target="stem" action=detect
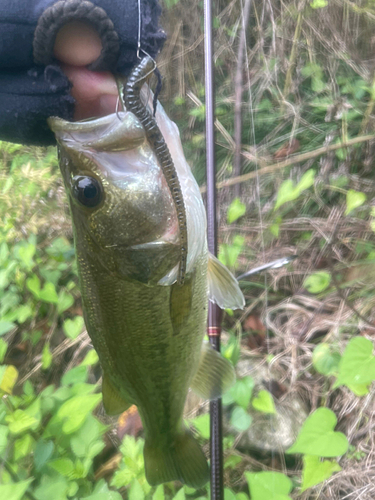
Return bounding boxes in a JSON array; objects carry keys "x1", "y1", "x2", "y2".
[
  {"x1": 283, "y1": 8, "x2": 304, "y2": 99},
  {"x1": 200, "y1": 134, "x2": 375, "y2": 193},
  {"x1": 233, "y1": 0, "x2": 252, "y2": 197}
]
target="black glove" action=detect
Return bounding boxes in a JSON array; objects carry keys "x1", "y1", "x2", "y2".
[{"x1": 0, "y1": 0, "x2": 165, "y2": 146}]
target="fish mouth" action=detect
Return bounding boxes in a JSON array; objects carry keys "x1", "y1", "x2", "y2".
[{"x1": 47, "y1": 112, "x2": 145, "y2": 152}]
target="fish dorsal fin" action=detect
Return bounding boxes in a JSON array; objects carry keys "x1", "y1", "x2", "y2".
[
  {"x1": 208, "y1": 253, "x2": 245, "y2": 310},
  {"x1": 102, "y1": 375, "x2": 133, "y2": 416},
  {"x1": 190, "y1": 342, "x2": 236, "y2": 400}
]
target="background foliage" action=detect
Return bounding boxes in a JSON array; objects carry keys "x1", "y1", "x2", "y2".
[{"x1": 2, "y1": 0, "x2": 375, "y2": 498}]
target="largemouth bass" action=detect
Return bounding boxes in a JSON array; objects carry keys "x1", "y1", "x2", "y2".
[{"x1": 48, "y1": 76, "x2": 244, "y2": 488}]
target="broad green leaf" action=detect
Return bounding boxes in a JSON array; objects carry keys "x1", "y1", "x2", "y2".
[
  {"x1": 26, "y1": 274, "x2": 41, "y2": 297},
  {"x1": 346, "y1": 383, "x2": 370, "y2": 396},
  {"x1": 0, "y1": 321, "x2": 15, "y2": 336},
  {"x1": 63, "y1": 316, "x2": 84, "y2": 340},
  {"x1": 191, "y1": 413, "x2": 210, "y2": 439},
  {"x1": 81, "y1": 349, "x2": 99, "y2": 366},
  {"x1": 48, "y1": 458, "x2": 75, "y2": 477},
  {"x1": 274, "y1": 179, "x2": 294, "y2": 210},
  {"x1": 0, "y1": 365, "x2": 18, "y2": 394},
  {"x1": 39, "y1": 282, "x2": 59, "y2": 303},
  {"x1": 14, "y1": 433, "x2": 33, "y2": 461},
  {"x1": 312, "y1": 344, "x2": 341, "y2": 376},
  {"x1": 57, "y1": 291, "x2": 74, "y2": 314},
  {"x1": 33, "y1": 474, "x2": 69, "y2": 500},
  {"x1": 252, "y1": 390, "x2": 276, "y2": 414},
  {"x1": 227, "y1": 198, "x2": 246, "y2": 224},
  {"x1": 172, "y1": 488, "x2": 186, "y2": 500},
  {"x1": 6, "y1": 409, "x2": 39, "y2": 435},
  {"x1": 286, "y1": 408, "x2": 348, "y2": 456},
  {"x1": 0, "y1": 339, "x2": 8, "y2": 363},
  {"x1": 61, "y1": 365, "x2": 88, "y2": 385},
  {"x1": 0, "y1": 424, "x2": 9, "y2": 453},
  {"x1": 310, "y1": 0, "x2": 328, "y2": 7},
  {"x1": 230, "y1": 406, "x2": 252, "y2": 432},
  {"x1": 42, "y1": 342, "x2": 52, "y2": 370},
  {"x1": 153, "y1": 485, "x2": 165, "y2": 500},
  {"x1": 334, "y1": 337, "x2": 375, "y2": 389},
  {"x1": 129, "y1": 480, "x2": 145, "y2": 500},
  {"x1": 224, "y1": 489, "x2": 237, "y2": 500},
  {"x1": 34, "y1": 440, "x2": 54, "y2": 471},
  {"x1": 245, "y1": 471, "x2": 292, "y2": 500},
  {"x1": 227, "y1": 376, "x2": 254, "y2": 409},
  {"x1": 345, "y1": 190, "x2": 366, "y2": 216},
  {"x1": 304, "y1": 271, "x2": 331, "y2": 293},
  {"x1": 218, "y1": 235, "x2": 245, "y2": 269},
  {"x1": 18, "y1": 243, "x2": 36, "y2": 269},
  {"x1": 81, "y1": 480, "x2": 123, "y2": 500},
  {"x1": 301, "y1": 455, "x2": 341, "y2": 492},
  {"x1": 56, "y1": 393, "x2": 102, "y2": 434},
  {"x1": 0, "y1": 479, "x2": 34, "y2": 500},
  {"x1": 295, "y1": 169, "x2": 315, "y2": 193}
]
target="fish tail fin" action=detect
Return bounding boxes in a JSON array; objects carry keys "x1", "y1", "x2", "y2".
[{"x1": 144, "y1": 429, "x2": 209, "y2": 488}]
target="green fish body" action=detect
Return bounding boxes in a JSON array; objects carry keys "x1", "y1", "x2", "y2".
[{"x1": 49, "y1": 95, "x2": 244, "y2": 488}]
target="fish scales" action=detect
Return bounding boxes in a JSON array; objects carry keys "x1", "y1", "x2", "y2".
[{"x1": 49, "y1": 71, "x2": 244, "y2": 487}]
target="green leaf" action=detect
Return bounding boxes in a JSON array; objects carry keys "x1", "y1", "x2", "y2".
[
  {"x1": 286, "y1": 408, "x2": 349, "y2": 456},
  {"x1": 312, "y1": 344, "x2": 341, "y2": 376},
  {"x1": 310, "y1": 0, "x2": 328, "y2": 8},
  {"x1": 153, "y1": 485, "x2": 165, "y2": 500},
  {"x1": 0, "y1": 339, "x2": 8, "y2": 363},
  {"x1": 57, "y1": 291, "x2": 74, "y2": 314},
  {"x1": 42, "y1": 342, "x2": 53, "y2": 370},
  {"x1": 6, "y1": 409, "x2": 39, "y2": 435},
  {"x1": 56, "y1": 393, "x2": 102, "y2": 434},
  {"x1": 274, "y1": 179, "x2": 294, "y2": 210},
  {"x1": 39, "y1": 282, "x2": 59, "y2": 303},
  {"x1": 304, "y1": 271, "x2": 331, "y2": 293},
  {"x1": 301, "y1": 455, "x2": 341, "y2": 492},
  {"x1": 191, "y1": 413, "x2": 210, "y2": 439},
  {"x1": 334, "y1": 337, "x2": 375, "y2": 389},
  {"x1": 345, "y1": 190, "x2": 366, "y2": 216},
  {"x1": 218, "y1": 235, "x2": 245, "y2": 269},
  {"x1": 0, "y1": 364, "x2": 18, "y2": 394},
  {"x1": 128, "y1": 480, "x2": 145, "y2": 500},
  {"x1": 252, "y1": 390, "x2": 276, "y2": 414},
  {"x1": 227, "y1": 198, "x2": 246, "y2": 224},
  {"x1": 224, "y1": 489, "x2": 237, "y2": 500},
  {"x1": 26, "y1": 274, "x2": 41, "y2": 297},
  {"x1": 61, "y1": 365, "x2": 88, "y2": 385},
  {"x1": 295, "y1": 169, "x2": 315, "y2": 193},
  {"x1": 63, "y1": 316, "x2": 84, "y2": 340},
  {"x1": 18, "y1": 243, "x2": 36, "y2": 270},
  {"x1": 34, "y1": 440, "x2": 54, "y2": 471},
  {"x1": 33, "y1": 475, "x2": 69, "y2": 500},
  {"x1": 0, "y1": 321, "x2": 15, "y2": 336},
  {"x1": 0, "y1": 479, "x2": 34, "y2": 500},
  {"x1": 172, "y1": 488, "x2": 186, "y2": 500},
  {"x1": 228, "y1": 376, "x2": 254, "y2": 409},
  {"x1": 81, "y1": 349, "x2": 99, "y2": 366},
  {"x1": 0, "y1": 424, "x2": 9, "y2": 453},
  {"x1": 245, "y1": 471, "x2": 292, "y2": 500},
  {"x1": 14, "y1": 433, "x2": 33, "y2": 461},
  {"x1": 230, "y1": 406, "x2": 252, "y2": 432},
  {"x1": 81, "y1": 480, "x2": 123, "y2": 500},
  {"x1": 48, "y1": 458, "x2": 75, "y2": 478}
]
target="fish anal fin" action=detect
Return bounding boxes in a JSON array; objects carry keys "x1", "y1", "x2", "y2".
[
  {"x1": 208, "y1": 253, "x2": 245, "y2": 310},
  {"x1": 190, "y1": 342, "x2": 236, "y2": 400},
  {"x1": 144, "y1": 429, "x2": 209, "y2": 488},
  {"x1": 102, "y1": 375, "x2": 132, "y2": 416}
]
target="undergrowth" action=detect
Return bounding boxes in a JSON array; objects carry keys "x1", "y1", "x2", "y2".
[{"x1": 2, "y1": 0, "x2": 375, "y2": 499}]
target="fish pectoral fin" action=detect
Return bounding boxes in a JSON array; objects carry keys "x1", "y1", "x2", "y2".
[
  {"x1": 208, "y1": 252, "x2": 245, "y2": 310},
  {"x1": 190, "y1": 342, "x2": 236, "y2": 400},
  {"x1": 144, "y1": 429, "x2": 209, "y2": 488},
  {"x1": 102, "y1": 375, "x2": 133, "y2": 416}
]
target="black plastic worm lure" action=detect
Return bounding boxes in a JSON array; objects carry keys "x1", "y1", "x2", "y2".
[{"x1": 123, "y1": 56, "x2": 188, "y2": 285}]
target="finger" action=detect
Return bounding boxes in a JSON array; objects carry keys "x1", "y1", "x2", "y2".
[
  {"x1": 61, "y1": 64, "x2": 118, "y2": 120},
  {"x1": 53, "y1": 21, "x2": 102, "y2": 66}
]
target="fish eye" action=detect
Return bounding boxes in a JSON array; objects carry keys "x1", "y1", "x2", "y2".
[{"x1": 72, "y1": 176, "x2": 102, "y2": 208}]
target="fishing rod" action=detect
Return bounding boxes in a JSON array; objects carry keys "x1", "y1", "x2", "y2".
[{"x1": 203, "y1": 0, "x2": 224, "y2": 498}]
